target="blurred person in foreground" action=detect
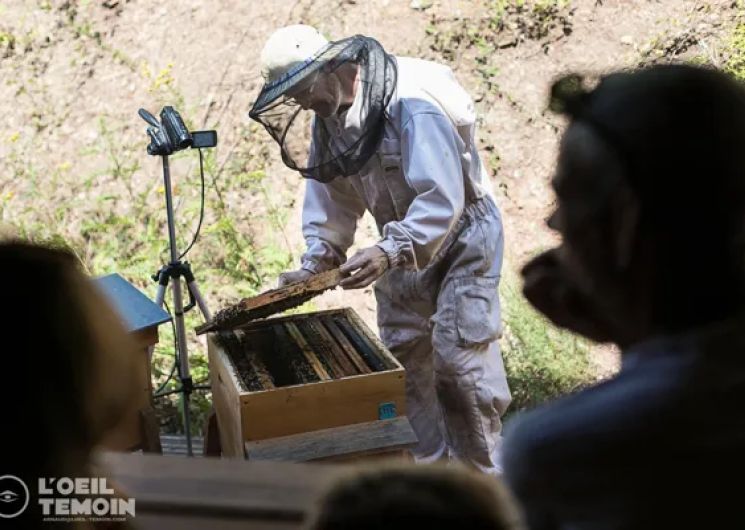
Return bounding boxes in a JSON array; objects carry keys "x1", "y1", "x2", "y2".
[
  {"x1": 502, "y1": 64, "x2": 745, "y2": 528},
  {"x1": 2, "y1": 241, "x2": 137, "y2": 528},
  {"x1": 306, "y1": 463, "x2": 526, "y2": 530}
]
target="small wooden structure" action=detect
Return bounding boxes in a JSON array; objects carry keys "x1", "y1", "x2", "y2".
[
  {"x1": 243, "y1": 417, "x2": 416, "y2": 463},
  {"x1": 94, "y1": 273, "x2": 171, "y2": 453},
  {"x1": 199, "y1": 270, "x2": 417, "y2": 461}
]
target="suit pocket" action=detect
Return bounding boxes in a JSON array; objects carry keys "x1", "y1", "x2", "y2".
[{"x1": 454, "y1": 276, "x2": 502, "y2": 346}]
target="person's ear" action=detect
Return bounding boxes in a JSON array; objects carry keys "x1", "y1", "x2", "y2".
[{"x1": 611, "y1": 178, "x2": 641, "y2": 272}]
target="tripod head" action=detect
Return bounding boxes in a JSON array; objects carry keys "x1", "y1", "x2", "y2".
[{"x1": 138, "y1": 106, "x2": 217, "y2": 156}]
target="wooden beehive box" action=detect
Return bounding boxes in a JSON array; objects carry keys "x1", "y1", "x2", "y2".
[
  {"x1": 207, "y1": 307, "x2": 406, "y2": 458},
  {"x1": 94, "y1": 273, "x2": 170, "y2": 453}
]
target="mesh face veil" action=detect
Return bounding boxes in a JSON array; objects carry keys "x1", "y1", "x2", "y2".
[{"x1": 249, "y1": 35, "x2": 397, "y2": 183}]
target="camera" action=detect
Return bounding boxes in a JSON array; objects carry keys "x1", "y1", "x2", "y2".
[{"x1": 138, "y1": 106, "x2": 217, "y2": 156}]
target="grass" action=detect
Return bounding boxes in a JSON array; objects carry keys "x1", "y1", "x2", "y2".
[
  {"x1": 725, "y1": 3, "x2": 745, "y2": 80},
  {"x1": 500, "y1": 265, "x2": 595, "y2": 415}
]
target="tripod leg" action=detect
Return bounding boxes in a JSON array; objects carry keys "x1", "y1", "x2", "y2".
[
  {"x1": 155, "y1": 281, "x2": 167, "y2": 307},
  {"x1": 171, "y1": 276, "x2": 194, "y2": 457},
  {"x1": 187, "y1": 279, "x2": 212, "y2": 321},
  {"x1": 150, "y1": 279, "x2": 169, "y2": 361}
]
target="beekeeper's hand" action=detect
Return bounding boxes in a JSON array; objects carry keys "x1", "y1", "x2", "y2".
[
  {"x1": 278, "y1": 268, "x2": 314, "y2": 288},
  {"x1": 339, "y1": 245, "x2": 389, "y2": 289}
]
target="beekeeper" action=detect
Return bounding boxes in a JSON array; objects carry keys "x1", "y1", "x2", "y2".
[{"x1": 249, "y1": 25, "x2": 511, "y2": 474}]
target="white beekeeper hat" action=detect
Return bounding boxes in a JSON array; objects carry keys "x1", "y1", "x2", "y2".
[{"x1": 260, "y1": 25, "x2": 330, "y2": 83}]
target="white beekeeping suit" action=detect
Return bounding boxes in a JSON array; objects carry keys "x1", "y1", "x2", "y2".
[
  {"x1": 300, "y1": 56, "x2": 511, "y2": 474},
  {"x1": 251, "y1": 26, "x2": 511, "y2": 473}
]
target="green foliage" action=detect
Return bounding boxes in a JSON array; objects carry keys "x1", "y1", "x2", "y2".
[
  {"x1": 491, "y1": 0, "x2": 573, "y2": 42},
  {"x1": 0, "y1": 6, "x2": 296, "y2": 436},
  {"x1": 500, "y1": 267, "x2": 595, "y2": 415},
  {"x1": 0, "y1": 29, "x2": 15, "y2": 57},
  {"x1": 490, "y1": 0, "x2": 570, "y2": 23},
  {"x1": 725, "y1": 6, "x2": 745, "y2": 81}
]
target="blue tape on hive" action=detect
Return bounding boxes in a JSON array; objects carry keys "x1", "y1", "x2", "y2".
[{"x1": 93, "y1": 273, "x2": 171, "y2": 333}]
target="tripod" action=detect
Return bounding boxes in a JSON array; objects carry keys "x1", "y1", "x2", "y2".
[
  {"x1": 153, "y1": 154, "x2": 212, "y2": 457},
  {"x1": 138, "y1": 106, "x2": 217, "y2": 456}
]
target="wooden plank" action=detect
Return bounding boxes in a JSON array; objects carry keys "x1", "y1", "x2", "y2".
[
  {"x1": 160, "y1": 435, "x2": 205, "y2": 457},
  {"x1": 333, "y1": 316, "x2": 387, "y2": 372},
  {"x1": 320, "y1": 316, "x2": 372, "y2": 375},
  {"x1": 160, "y1": 435, "x2": 205, "y2": 449},
  {"x1": 271, "y1": 324, "x2": 320, "y2": 385},
  {"x1": 225, "y1": 331, "x2": 274, "y2": 390},
  {"x1": 245, "y1": 417, "x2": 417, "y2": 462},
  {"x1": 133, "y1": 514, "x2": 299, "y2": 530},
  {"x1": 99, "y1": 345, "x2": 153, "y2": 451},
  {"x1": 239, "y1": 369, "x2": 406, "y2": 441},
  {"x1": 140, "y1": 407, "x2": 163, "y2": 454},
  {"x1": 135, "y1": 510, "x2": 298, "y2": 530},
  {"x1": 323, "y1": 449, "x2": 413, "y2": 464},
  {"x1": 297, "y1": 318, "x2": 351, "y2": 378},
  {"x1": 197, "y1": 269, "x2": 343, "y2": 334},
  {"x1": 100, "y1": 451, "x2": 345, "y2": 523},
  {"x1": 228, "y1": 311, "x2": 319, "y2": 334},
  {"x1": 131, "y1": 326, "x2": 159, "y2": 349},
  {"x1": 246, "y1": 356, "x2": 275, "y2": 389},
  {"x1": 208, "y1": 336, "x2": 246, "y2": 458},
  {"x1": 233, "y1": 269, "x2": 342, "y2": 311},
  {"x1": 283, "y1": 322, "x2": 331, "y2": 381},
  {"x1": 203, "y1": 408, "x2": 221, "y2": 457},
  {"x1": 343, "y1": 309, "x2": 399, "y2": 370}
]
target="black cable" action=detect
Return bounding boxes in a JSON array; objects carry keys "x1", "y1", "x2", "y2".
[
  {"x1": 153, "y1": 387, "x2": 181, "y2": 398},
  {"x1": 153, "y1": 296, "x2": 211, "y2": 398},
  {"x1": 153, "y1": 384, "x2": 211, "y2": 399},
  {"x1": 177, "y1": 148, "x2": 206, "y2": 261}
]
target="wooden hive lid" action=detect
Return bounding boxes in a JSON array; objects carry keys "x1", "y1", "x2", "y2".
[{"x1": 196, "y1": 269, "x2": 342, "y2": 335}]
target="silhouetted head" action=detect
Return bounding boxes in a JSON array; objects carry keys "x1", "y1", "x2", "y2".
[
  {"x1": 545, "y1": 64, "x2": 745, "y2": 344},
  {"x1": 4, "y1": 242, "x2": 136, "y2": 482}
]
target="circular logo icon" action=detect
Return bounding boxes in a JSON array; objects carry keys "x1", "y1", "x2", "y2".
[{"x1": 0, "y1": 475, "x2": 29, "y2": 519}]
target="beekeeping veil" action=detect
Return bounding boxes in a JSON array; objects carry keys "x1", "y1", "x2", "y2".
[{"x1": 249, "y1": 25, "x2": 397, "y2": 183}]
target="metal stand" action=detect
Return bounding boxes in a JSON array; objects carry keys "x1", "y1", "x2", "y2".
[{"x1": 152, "y1": 155, "x2": 211, "y2": 457}]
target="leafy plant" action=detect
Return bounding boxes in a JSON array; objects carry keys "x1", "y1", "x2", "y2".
[{"x1": 500, "y1": 265, "x2": 595, "y2": 416}]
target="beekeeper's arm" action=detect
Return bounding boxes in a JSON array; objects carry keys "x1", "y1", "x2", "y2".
[
  {"x1": 340, "y1": 109, "x2": 466, "y2": 288},
  {"x1": 377, "y1": 109, "x2": 465, "y2": 269},
  {"x1": 299, "y1": 176, "x2": 367, "y2": 273}
]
